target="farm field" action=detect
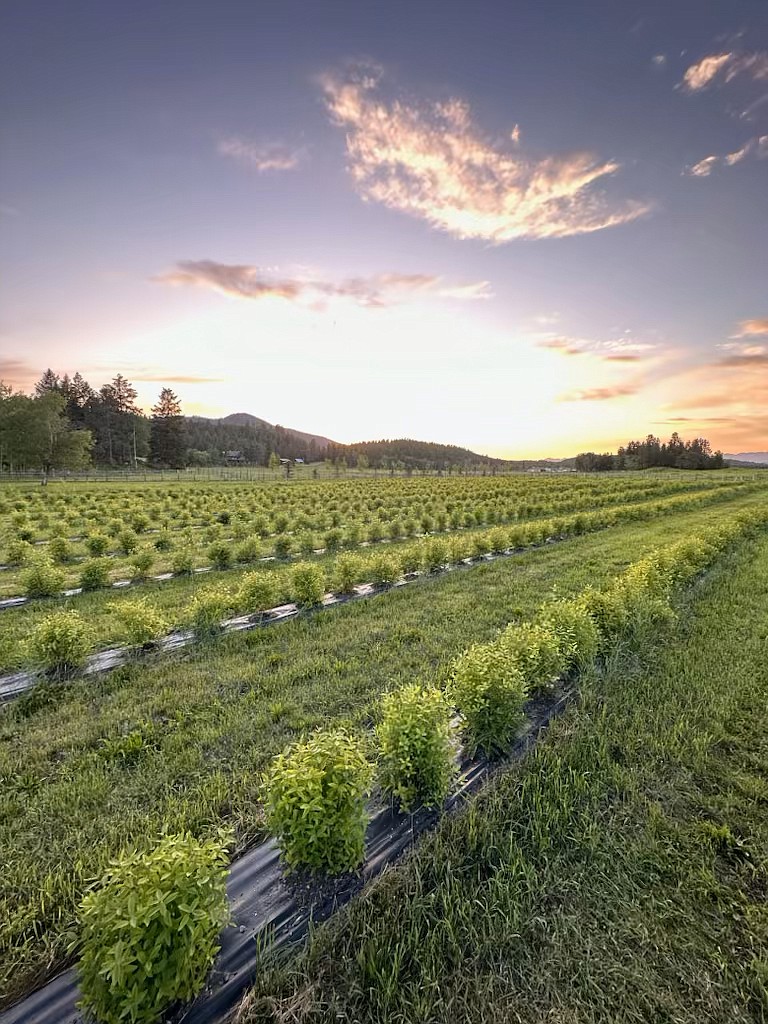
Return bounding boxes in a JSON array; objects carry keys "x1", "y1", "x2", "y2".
[
  {"x1": 1, "y1": 474, "x2": 768, "y2": 1012},
  {"x1": 0, "y1": 473, "x2": 761, "y2": 673},
  {"x1": 238, "y1": 517, "x2": 768, "y2": 1023}
]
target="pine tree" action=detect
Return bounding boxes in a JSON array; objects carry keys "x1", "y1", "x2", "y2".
[{"x1": 149, "y1": 388, "x2": 186, "y2": 468}]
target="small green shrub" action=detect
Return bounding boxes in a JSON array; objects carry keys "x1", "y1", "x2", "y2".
[
  {"x1": 22, "y1": 556, "x2": 65, "y2": 598},
  {"x1": 367, "y1": 552, "x2": 401, "y2": 586},
  {"x1": 130, "y1": 513, "x2": 149, "y2": 533},
  {"x1": 79, "y1": 558, "x2": 111, "y2": 591},
  {"x1": 238, "y1": 571, "x2": 278, "y2": 614},
  {"x1": 323, "y1": 528, "x2": 343, "y2": 553},
  {"x1": 117, "y1": 529, "x2": 139, "y2": 555},
  {"x1": 76, "y1": 832, "x2": 230, "y2": 1024},
  {"x1": 130, "y1": 548, "x2": 154, "y2": 580},
  {"x1": 377, "y1": 684, "x2": 455, "y2": 812},
  {"x1": 487, "y1": 526, "x2": 509, "y2": 554},
  {"x1": 234, "y1": 537, "x2": 261, "y2": 563},
  {"x1": 48, "y1": 536, "x2": 74, "y2": 564},
  {"x1": 399, "y1": 545, "x2": 422, "y2": 575},
  {"x1": 264, "y1": 730, "x2": 373, "y2": 872},
  {"x1": 537, "y1": 598, "x2": 600, "y2": 671},
  {"x1": 333, "y1": 553, "x2": 364, "y2": 594},
  {"x1": 28, "y1": 610, "x2": 94, "y2": 673},
  {"x1": 421, "y1": 537, "x2": 448, "y2": 572},
  {"x1": 499, "y1": 621, "x2": 566, "y2": 693},
  {"x1": 207, "y1": 540, "x2": 232, "y2": 570},
  {"x1": 110, "y1": 598, "x2": 168, "y2": 647},
  {"x1": 290, "y1": 561, "x2": 326, "y2": 606},
  {"x1": 298, "y1": 532, "x2": 317, "y2": 558},
  {"x1": 449, "y1": 641, "x2": 526, "y2": 756},
  {"x1": 171, "y1": 546, "x2": 195, "y2": 574},
  {"x1": 85, "y1": 532, "x2": 110, "y2": 556},
  {"x1": 189, "y1": 586, "x2": 233, "y2": 636},
  {"x1": 153, "y1": 530, "x2": 173, "y2": 552},
  {"x1": 273, "y1": 536, "x2": 293, "y2": 560},
  {"x1": 5, "y1": 538, "x2": 33, "y2": 565}
]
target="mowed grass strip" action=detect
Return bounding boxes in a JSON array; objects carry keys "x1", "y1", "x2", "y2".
[
  {"x1": 0, "y1": 495, "x2": 762, "y2": 1009},
  {"x1": 238, "y1": 529, "x2": 768, "y2": 1023}
]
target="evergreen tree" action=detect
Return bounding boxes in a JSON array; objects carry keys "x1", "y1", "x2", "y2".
[{"x1": 149, "y1": 388, "x2": 186, "y2": 468}]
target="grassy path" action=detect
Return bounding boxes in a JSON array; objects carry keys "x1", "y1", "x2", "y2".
[
  {"x1": 0, "y1": 495, "x2": 763, "y2": 1009},
  {"x1": 238, "y1": 525, "x2": 768, "y2": 1023}
]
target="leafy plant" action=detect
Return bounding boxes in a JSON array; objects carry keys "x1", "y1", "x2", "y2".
[
  {"x1": 171, "y1": 546, "x2": 195, "y2": 574},
  {"x1": 79, "y1": 558, "x2": 111, "y2": 591},
  {"x1": 48, "y1": 535, "x2": 74, "y2": 564},
  {"x1": 129, "y1": 548, "x2": 155, "y2": 580},
  {"x1": 449, "y1": 641, "x2": 527, "y2": 756},
  {"x1": 537, "y1": 598, "x2": 600, "y2": 671},
  {"x1": 5, "y1": 538, "x2": 33, "y2": 565},
  {"x1": 377, "y1": 684, "x2": 455, "y2": 812},
  {"x1": 273, "y1": 535, "x2": 293, "y2": 560},
  {"x1": 207, "y1": 540, "x2": 232, "y2": 570},
  {"x1": 333, "y1": 553, "x2": 364, "y2": 594},
  {"x1": 109, "y1": 598, "x2": 168, "y2": 647},
  {"x1": 85, "y1": 532, "x2": 110, "y2": 556},
  {"x1": 117, "y1": 529, "x2": 139, "y2": 556},
  {"x1": 499, "y1": 621, "x2": 567, "y2": 693},
  {"x1": 75, "y1": 832, "x2": 230, "y2": 1024},
  {"x1": 21, "y1": 555, "x2": 65, "y2": 598},
  {"x1": 28, "y1": 609, "x2": 94, "y2": 674},
  {"x1": 238, "y1": 571, "x2": 278, "y2": 615},
  {"x1": 189, "y1": 586, "x2": 233, "y2": 636},
  {"x1": 290, "y1": 562, "x2": 326, "y2": 606},
  {"x1": 264, "y1": 730, "x2": 373, "y2": 872},
  {"x1": 368, "y1": 552, "x2": 401, "y2": 586}
]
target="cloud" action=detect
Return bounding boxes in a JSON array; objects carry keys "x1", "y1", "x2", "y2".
[
  {"x1": 154, "y1": 260, "x2": 490, "y2": 308},
  {"x1": 558, "y1": 385, "x2": 639, "y2": 402},
  {"x1": 217, "y1": 137, "x2": 305, "y2": 172},
  {"x1": 537, "y1": 335, "x2": 659, "y2": 361},
  {"x1": 129, "y1": 373, "x2": 227, "y2": 384},
  {"x1": 682, "y1": 51, "x2": 768, "y2": 92},
  {"x1": 685, "y1": 155, "x2": 718, "y2": 177},
  {"x1": 734, "y1": 318, "x2": 768, "y2": 336},
  {"x1": 319, "y1": 64, "x2": 650, "y2": 242},
  {"x1": 0, "y1": 358, "x2": 39, "y2": 387}
]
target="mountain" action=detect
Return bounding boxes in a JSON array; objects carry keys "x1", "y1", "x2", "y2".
[
  {"x1": 217, "y1": 413, "x2": 335, "y2": 450},
  {"x1": 724, "y1": 452, "x2": 768, "y2": 466}
]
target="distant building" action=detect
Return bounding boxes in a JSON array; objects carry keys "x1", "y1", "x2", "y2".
[
  {"x1": 294, "y1": 458, "x2": 305, "y2": 464},
  {"x1": 223, "y1": 450, "x2": 246, "y2": 464}
]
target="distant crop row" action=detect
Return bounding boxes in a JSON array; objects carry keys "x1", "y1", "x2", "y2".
[
  {"x1": 61, "y1": 504, "x2": 768, "y2": 1024},
  {"x1": 6, "y1": 482, "x2": 757, "y2": 678},
  {"x1": 0, "y1": 473, "x2": 742, "y2": 555}
]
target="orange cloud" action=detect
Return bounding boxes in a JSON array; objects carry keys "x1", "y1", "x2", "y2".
[
  {"x1": 682, "y1": 51, "x2": 768, "y2": 92},
  {"x1": 217, "y1": 138, "x2": 305, "y2": 172},
  {"x1": 558, "y1": 384, "x2": 639, "y2": 402},
  {"x1": 537, "y1": 335, "x2": 658, "y2": 361},
  {"x1": 154, "y1": 260, "x2": 489, "y2": 308},
  {"x1": 319, "y1": 65, "x2": 651, "y2": 242},
  {"x1": 735, "y1": 318, "x2": 768, "y2": 336}
]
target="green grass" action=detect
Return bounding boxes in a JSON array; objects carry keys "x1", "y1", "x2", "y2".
[
  {"x1": 238, "y1": 529, "x2": 768, "y2": 1023},
  {"x1": 0, "y1": 495, "x2": 763, "y2": 1009}
]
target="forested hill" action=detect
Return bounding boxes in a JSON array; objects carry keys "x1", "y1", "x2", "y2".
[
  {"x1": 324, "y1": 438, "x2": 513, "y2": 471},
  {"x1": 185, "y1": 414, "x2": 333, "y2": 464}
]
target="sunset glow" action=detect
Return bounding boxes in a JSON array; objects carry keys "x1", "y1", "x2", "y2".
[{"x1": 1, "y1": 0, "x2": 766, "y2": 456}]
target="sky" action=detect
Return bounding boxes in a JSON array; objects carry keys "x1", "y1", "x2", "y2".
[{"x1": 1, "y1": 0, "x2": 767, "y2": 458}]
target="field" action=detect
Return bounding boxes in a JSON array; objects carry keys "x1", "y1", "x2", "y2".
[
  {"x1": 2, "y1": 470, "x2": 768, "y2": 1017},
  {"x1": 239, "y1": 517, "x2": 768, "y2": 1023}
]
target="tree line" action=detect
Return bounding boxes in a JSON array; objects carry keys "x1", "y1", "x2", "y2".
[
  {"x1": 575, "y1": 434, "x2": 725, "y2": 472},
  {"x1": 0, "y1": 370, "x2": 186, "y2": 472}
]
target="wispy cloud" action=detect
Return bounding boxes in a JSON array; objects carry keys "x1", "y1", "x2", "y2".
[
  {"x1": 537, "y1": 335, "x2": 659, "y2": 361},
  {"x1": 154, "y1": 259, "x2": 490, "y2": 308},
  {"x1": 130, "y1": 372, "x2": 227, "y2": 384},
  {"x1": 0, "y1": 357, "x2": 38, "y2": 387},
  {"x1": 684, "y1": 135, "x2": 767, "y2": 177},
  {"x1": 217, "y1": 137, "x2": 306, "y2": 172},
  {"x1": 734, "y1": 317, "x2": 768, "y2": 337},
  {"x1": 319, "y1": 64, "x2": 651, "y2": 242},
  {"x1": 682, "y1": 51, "x2": 768, "y2": 92},
  {"x1": 685, "y1": 155, "x2": 718, "y2": 177},
  {"x1": 558, "y1": 384, "x2": 639, "y2": 402}
]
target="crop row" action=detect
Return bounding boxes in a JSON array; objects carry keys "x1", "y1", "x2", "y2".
[
  {"x1": 55, "y1": 505, "x2": 768, "y2": 1024},
  {"x1": 0, "y1": 473, "x2": 743, "y2": 552},
  {"x1": 3, "y1": 482, "x2": 756, "y2": 677},
  {"x1": 1, "y1": 480, "x2": 757, "y2": 611}
]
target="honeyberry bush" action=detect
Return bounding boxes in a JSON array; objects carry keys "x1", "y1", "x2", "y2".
[{"x1": 76, "y1": 832, "x2": 230, "y2": 1024}]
